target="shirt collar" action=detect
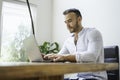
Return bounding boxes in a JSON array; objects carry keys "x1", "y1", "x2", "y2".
[{"x1": 71, "y1": 27, "x2": 85, "y2": 37}]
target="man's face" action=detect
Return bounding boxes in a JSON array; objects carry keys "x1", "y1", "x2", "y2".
[{"x1": 64, "y1": 12, "x2": 80, "y2": 33}]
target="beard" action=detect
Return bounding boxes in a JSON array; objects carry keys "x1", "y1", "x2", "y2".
[{"x1": 68, "y1": 21, "x2": 79, "y2": 33}]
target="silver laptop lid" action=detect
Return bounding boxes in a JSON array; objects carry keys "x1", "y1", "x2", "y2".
[{"x1": 23, "y1": 34, "x2": 43, "y2": 62}]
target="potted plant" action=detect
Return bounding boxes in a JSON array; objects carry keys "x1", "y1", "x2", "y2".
[{"x1": 39, "y1": 42, "x2": 60, "y2": 54}]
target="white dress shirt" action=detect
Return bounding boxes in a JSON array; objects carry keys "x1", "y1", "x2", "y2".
[{"x1": 58, "y1": 28, "x2": 107, "y2": 80}]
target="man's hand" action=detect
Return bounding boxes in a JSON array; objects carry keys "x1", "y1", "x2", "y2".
[
  {"x1": 44, "y1": 53, "x2": 76, "y2": 62},
  {"x1": 44, "y1": 53, "x2": 65, "y2": 62}
]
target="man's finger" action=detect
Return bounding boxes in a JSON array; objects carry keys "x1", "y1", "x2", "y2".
[{"x1": 44, "y1": 53, "x2": 55, "y2": 59}]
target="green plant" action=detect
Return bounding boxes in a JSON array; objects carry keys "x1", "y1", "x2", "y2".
[{"x1": 39, "y1": 42, "x2": 60, "y2": 54}]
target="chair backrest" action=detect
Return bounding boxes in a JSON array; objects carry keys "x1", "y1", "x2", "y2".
[{"x1": 104, "y1": 45, "x2": 119, "y2": 80}]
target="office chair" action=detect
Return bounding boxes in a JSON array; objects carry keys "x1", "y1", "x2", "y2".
[{"x1": 104, "y1": 45, "x2": 119, "y2": 80}]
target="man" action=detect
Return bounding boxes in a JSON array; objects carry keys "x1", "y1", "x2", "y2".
[{"x1": 44, "y1": 8, "x2": 107, "y2": 80}]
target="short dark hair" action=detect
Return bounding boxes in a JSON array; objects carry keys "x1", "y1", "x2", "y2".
[{"x1": 63, "y1": 8, "x2": 82, "y2": 18}]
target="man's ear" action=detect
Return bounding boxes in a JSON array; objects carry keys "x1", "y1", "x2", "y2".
[{"x1": 78, "y1": 16, "x2": 82, "y2": 22}]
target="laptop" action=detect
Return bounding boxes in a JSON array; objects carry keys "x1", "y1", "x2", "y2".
[
  {"x1": 23, "y1": 34, "x2": 65, "y2": 63},
  {"x1": 23, "y1": 34, "x2": 45, "y2": 62}
]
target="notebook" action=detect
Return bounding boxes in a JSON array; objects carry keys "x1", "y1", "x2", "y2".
[{"x1": 23, "y1": 34, "x2": 44, "y2": 62}]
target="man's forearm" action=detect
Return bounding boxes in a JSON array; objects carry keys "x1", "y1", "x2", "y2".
[{"x1": 63, "y1": 54, "x2": 76, "y2": 62}]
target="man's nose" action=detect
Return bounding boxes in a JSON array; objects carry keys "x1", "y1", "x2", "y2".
[{"x1": 66, "y1": 23, "x2": 70, "y2": 27}]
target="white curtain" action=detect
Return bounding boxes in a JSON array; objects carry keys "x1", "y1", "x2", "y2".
[{"x1": 0, "y1": 0, "x2": 2, "y2": 53}]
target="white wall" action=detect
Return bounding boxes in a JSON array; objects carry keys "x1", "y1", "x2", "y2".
[
  {"x1": 35, "y1": 0, "x2": 53, "y2": 45},
  {"x1": 52, "y1": 0, "x2": 120, "y2": 77},
  {"x1": 52, "y1": 0, "x2": 120, "y2": 48}
]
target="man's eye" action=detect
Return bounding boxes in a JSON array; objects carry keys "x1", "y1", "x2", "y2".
[
  {"x1": 64, "y1": 19, "x2": 72, "y2": 24},
  {"x1": 68, "y1": 20, "x2": 72, "y2": 23}
]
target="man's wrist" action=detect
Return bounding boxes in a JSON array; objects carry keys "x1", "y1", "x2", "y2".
[{"x1": 63, "y1": 54, "x2": 76, "y2": 62}]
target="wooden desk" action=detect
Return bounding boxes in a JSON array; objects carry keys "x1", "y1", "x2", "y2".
[{"x1": 0, "y1": 62, "x2": 118, "y2": 80}]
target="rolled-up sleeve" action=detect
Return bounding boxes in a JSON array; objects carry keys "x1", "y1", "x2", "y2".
[
  {"x1": 75, "y1": 29, "x2": 103, "y2": 63},
  {"x1": 58, "y1": 41, "x2": 69, "y2": 54}
]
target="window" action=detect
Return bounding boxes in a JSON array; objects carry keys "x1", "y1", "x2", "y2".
[{"x1": 0, "y1": 1, "x2": 36, "y2": 62}]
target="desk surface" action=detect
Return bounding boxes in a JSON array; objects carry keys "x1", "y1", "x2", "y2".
[{"x1": 0, "y1": 62, "x2": 118, "y2": 79}]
